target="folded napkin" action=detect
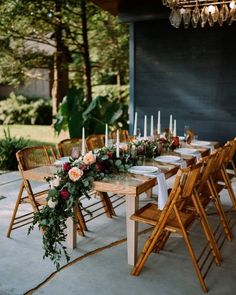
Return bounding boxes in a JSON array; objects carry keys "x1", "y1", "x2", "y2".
[
  {"x1": 176, "y1": 159, "x2": 187, "y2": 168},
  {"x1": 144, "y1": 171, "x2": 168, "y2": 210},
  {"x1": 175, "y1": 149, "x2": 201, "y2": 161},
  {"x1": 191, "y1": 141, "x2": 215, "y2": 152}
]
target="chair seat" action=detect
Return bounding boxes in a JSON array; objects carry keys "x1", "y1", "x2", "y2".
[{"x1": 131, "y1": 203, "x2": 195, "y2": 232}]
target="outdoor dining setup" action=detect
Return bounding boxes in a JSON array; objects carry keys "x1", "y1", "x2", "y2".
[{"x1": 5, "y1": 110, "x2": 236, "y2": 293}]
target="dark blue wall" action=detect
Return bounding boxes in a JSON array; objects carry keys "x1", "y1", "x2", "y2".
[{"x1": 130, "y1": 19, "x2": 236, "y2": 143}]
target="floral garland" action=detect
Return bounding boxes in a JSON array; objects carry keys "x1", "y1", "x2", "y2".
[{"x1": 29, "y1": 133, "x2": 180, "y2": 269}]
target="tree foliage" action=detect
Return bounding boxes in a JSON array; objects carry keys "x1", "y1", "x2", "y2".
[{"x1": 0, "y1": 0, "x2": 129, "y2": 108}]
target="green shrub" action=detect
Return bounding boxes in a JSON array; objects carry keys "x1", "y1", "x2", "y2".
[
  {"x1": 0, "y1": 92, "x2": 52, "y2": 125},
  {"x1": 54, "y1": 87, "x2": 129, "y2": 138},
  {"x1": 0, "y1": 127, "x2": 29, "y2": 170}
]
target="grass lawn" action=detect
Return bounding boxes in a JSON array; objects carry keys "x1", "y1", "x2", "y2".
[{"x1": 0, "y1": 124, "x2": 68, "y2": 146}]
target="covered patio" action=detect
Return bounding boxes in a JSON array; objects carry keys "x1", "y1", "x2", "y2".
[
  {"x1": 0, "y1": 170, "x2": 236, "y2": 294},
  {"x1": 0, "y1": 1, "x2": 236, "y2": 294}
]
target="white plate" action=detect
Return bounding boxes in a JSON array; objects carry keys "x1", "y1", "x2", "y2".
[
  {"x1": 128, "y1": 166, "x2": 159, "y2": 175},
  {"x1": 191, "y1": 141, "x2": 211, "y2": 146},
  {"x1": 54, "y1": 157, "x2": 70, "y2": 166},
  {"x1": 178, "y1": 136, "x2": 185, "y2": 141},
  {"x1": 175, "y1": 148, "x2": 198, "y2": 154},
  {"x1": 154, "y1": 155, "x2": 181, "y2": 163}
]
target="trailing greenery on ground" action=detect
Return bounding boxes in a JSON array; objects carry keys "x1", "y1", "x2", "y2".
[{"x1": 29, "y1": 135, "x2": 180, "y2": 269}]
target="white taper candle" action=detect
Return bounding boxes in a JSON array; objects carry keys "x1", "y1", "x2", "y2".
[
  {"x1": 144, "y1": 115, "x2": 147, "y2": 139},
  {"x1": 150, "y1": 115, "x2": 154, "y2": 137},
  {"x1": 116, "y1": 129, "x2": 120, "y2": 158},
  {"x1": 82, "y1": 127, "x2": 86, "y2": 156},
  {"x1": 173, "y1": 119, "x2": 177, "y2": 137},
  {"x1": 157, "y1": 110, "x2": 161, "y2": 134},
  {"x1": 105, "y1": 124, "x2": 108, "y2": 147},
  {"x1": 133, "y1": 112, "x2": 138, "y2": 136},
  {"x1": 169, "y1": 114, "x2": 173, "y2": 133}
]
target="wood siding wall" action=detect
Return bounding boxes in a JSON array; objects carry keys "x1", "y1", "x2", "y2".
[{"x1": 130, "y1": 19, "x2": 236, "y2": 143}]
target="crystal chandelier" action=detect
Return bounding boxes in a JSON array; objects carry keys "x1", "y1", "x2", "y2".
[{"x1": 162, "y1": 0, "x2": 236, "y2": 28}]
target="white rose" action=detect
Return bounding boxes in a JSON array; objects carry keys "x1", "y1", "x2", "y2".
[
  {"x1": 48, "y1": 199, "x2": 58, "y2": 209},
  {"x1": 50, "y1": 175, "x2": 60, "y2": 188}
]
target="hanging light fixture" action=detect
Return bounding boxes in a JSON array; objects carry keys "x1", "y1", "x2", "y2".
[{"x1": 162, "y1": 0, "x2": 236, "y2": 28}]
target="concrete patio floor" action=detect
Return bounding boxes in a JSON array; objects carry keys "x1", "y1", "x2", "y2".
[{"x1": 0, "y1": 171, "x2": 235, "y2": 295}]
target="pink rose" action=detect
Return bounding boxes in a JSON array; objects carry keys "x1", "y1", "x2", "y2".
[
  {"x1": 59, "y1": 188, "x2": 70, "y2": 200},
  {"x1": 68, "y1": 167, "x2": 83, "y2": 182},
  {"x1": 63, "y1": 162, "x2": 71, "y2": 171},
  {"x1": 83, "y1": 152, "x2": 96, "y2": 165},
  {"x1": 120, "y1": 143, "x2": 128, "y2": 151}
]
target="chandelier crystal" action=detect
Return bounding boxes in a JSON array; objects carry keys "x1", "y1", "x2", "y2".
[{"x1": 162, "y1": 0, "x2": 236, "y2": 28}]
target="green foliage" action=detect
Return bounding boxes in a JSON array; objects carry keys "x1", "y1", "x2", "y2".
[
  {"x1": 54, "y1": 87, "x2": 129, "y2": 138},
  {"x1": 0, "y1": 92, "x2": 52, "y2": 125},
  {"x1": 0, "y1": 127, "x2": 29, "y2": 170}
]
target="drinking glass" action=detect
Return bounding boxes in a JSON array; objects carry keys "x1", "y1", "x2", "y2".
[
  {"x1": 184, "y1": 125, "x2": 190, "y2": 139},
  {"x1": 71, "y1": 147, "x2": 80, "y2": 159}
]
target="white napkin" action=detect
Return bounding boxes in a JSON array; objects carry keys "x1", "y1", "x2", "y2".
[
  {"x1": 176, "y1": 150, "x2": 201, "y2": 161},
  {"x1": 144, "y1": 171, "x2": 168, "y2": 210},
  {"x1": 176, "y1": 159, "x2": 187, "y2": 168}
]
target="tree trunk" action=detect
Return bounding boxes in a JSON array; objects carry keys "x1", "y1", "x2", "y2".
[
  {"x1": 81, "y1": 0, "x2": 92, "y2": 103},
  {"x1": 51, "y1": 0, "x2": 69, "y2": 115}
]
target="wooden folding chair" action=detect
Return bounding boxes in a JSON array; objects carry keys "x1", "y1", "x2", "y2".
[
  {"x1": 214, "y1": 145, "x2": 236, "y2": 210},
  {"x1": 226, "y1": 138, "x2": 236, "y2": 177},
  {"x1": 131, "y1": 164, "x2": 219, "y2": 292},
  {"x1": 7, "y1": 146, "x2": 57, "y2": 237},
  {"x1": 57, "y1": 138, "x2": 83, "y2": 157},
  {"x1": 110, "y1": 129, "x2": 130, "y2": 143},
  {"x1": 86, "y1": 134, "x2": 105, "y2": 151}
]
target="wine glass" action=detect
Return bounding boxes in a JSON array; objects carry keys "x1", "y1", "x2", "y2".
[
  {"x1": 71, "y1": 147, "x2": 80, "y2": 159},
  {"x1": 184, "y1": 125, "x2": 190, "y2": 140}
]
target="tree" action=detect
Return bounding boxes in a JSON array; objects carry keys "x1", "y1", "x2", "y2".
[{"x1": 0, "y1": 0, "x2": 129, "y2": 115}]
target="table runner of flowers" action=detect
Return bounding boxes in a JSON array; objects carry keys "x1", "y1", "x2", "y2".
[{"x1": 29, "y1": 132, "x2": 180, "y2": 269}]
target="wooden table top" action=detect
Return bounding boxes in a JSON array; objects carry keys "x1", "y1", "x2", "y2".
[{"x1": 21, "y1": 140, "x2": 220, "y2": 196}]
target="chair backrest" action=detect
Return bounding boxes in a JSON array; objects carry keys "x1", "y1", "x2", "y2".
[
  {"x1": 197, "y1": 153, "x2": 216, "y2": 190},
  {"x1": 86, "y1": 134, "x2": 105, "y2": 151},
  {"x1": 224, "y1": 139, "x2": 236, "y2": 164},
  {"x1": 16, "y1": 146, "x2": 56, "y2": 171},
  {"x1": 57, "y1": 138, "x2": 83, "y2": 157},
  {"x1": 152, "y1": 165, "x2": 201, "y2": 234},
  {"x1": 181, "y1": 163, "x2": 202, "y2": 199},
  {"x1": 110, "y1": 129, "x2": 130, "y2": 143}
]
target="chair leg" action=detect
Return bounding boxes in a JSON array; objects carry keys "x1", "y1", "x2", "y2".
[
  {"x1": 97, "y1": 192, "x2": 116, "y2": 218},
  {"x1": 153, "y1": 231, "x2": 171, "y2": 253},
  {"x1": 208, "y1": 179, "x2": 233, "y2": 241},
  {"x1": 192, "y1": 190, "x2": 222, "y2": 265},
  {"x1": 221, "y1": 167, "x2": 236, "y2": 210},
  {"x1": 174, "y1": 206, "x2": 208, "y2": 293},
  {"x1": 77, "y1": 205, "x2": 87, "y2": 235},
  {"x1": 6, "y1": 182, "x2": 24, "y2": 238},
  {"x1": 230, "y1": 160, "x2": 236, "y2": 176}
]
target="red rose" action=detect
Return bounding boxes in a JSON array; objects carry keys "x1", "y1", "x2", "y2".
[
  {"x1": 107, "y1": 151, "x2": 114, "y2": 159},
  {"x1": 63, "y1": 162, "x2": 71, "y2": 171},
  {"x1": 59, "y1": 188, "x2": 70, "y2": 200},
  {"x1": 96, "y1": 162, "x2": 104, "y2": 172},
  {"x1": 172, "y1": 137, "x2": 180, "y2": 149}
]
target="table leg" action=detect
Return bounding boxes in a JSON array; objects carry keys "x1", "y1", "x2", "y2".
[
  {"x1": 66, "y1": 202, "x2": 78, "y2": 249},
  {"x1": 146, "y1": 188, "x2": 152, "y2": 198},
  {"x1": 125, "y1": 195, "x2": 139, "y2": 266}
]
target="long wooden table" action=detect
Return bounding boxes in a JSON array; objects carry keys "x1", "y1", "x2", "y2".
[{"x1": 22, "y1": 141, "x2": 219, "y2": 266}]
